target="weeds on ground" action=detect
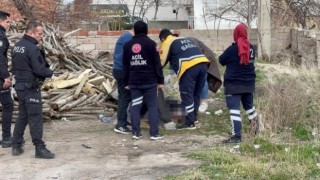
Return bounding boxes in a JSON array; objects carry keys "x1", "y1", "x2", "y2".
[
  {"x1": 164, "y1": 64, "x2": 320, "y2": 179},
  {"x1": 164, "y1": 139, "x2": 320, "y2": 179}
]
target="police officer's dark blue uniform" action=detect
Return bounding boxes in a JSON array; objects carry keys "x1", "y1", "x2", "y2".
[
  {"x1": 11, "y1": 21, "x2": 55, "y2": 159},
  {"x1": 0, "y1": 11, "x2": 14, "y2": 148}
]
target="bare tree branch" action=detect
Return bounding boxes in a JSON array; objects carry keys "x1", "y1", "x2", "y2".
[{"x1": 12, "y1": 0, "x2": 36, "y2": 21}]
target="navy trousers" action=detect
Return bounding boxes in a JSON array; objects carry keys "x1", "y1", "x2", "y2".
[
  {"x1": 226, "y1": 93, "x2": 257, "y2": 137},
  {"x1": 179, "y1": 63, "x2": 207, "y2": 126},
  {"x1": 130, "y1": 84, "x2": 159, "y2": 136}
]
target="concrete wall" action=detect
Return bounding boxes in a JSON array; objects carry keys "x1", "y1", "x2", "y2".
[
  {"x1": 66, "y1": 28, "x2": 320, "y2": 69},
  {"x1": 148, "y1": 21, "x2": 189, "y2": 29},
  {"x1": 68, "y1": 20, "x2": 189, "y2": 31},
  {"x1": 294, "y1": 29, "x2": 320, "y2": 68},
  {"x1": 65, "y1": 29, "x2": 259, "y2": 56}
]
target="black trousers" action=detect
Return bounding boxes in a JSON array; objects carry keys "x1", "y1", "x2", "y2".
[
  {"x1": 113, "y1": 69, "x2": 131, "y2": 128},
  {"x1": 12, "y1": 86, "x2": 44, "y2": 146},
  {"x1": 0, "y1": 88, "x2": 13, "y2": 139}
]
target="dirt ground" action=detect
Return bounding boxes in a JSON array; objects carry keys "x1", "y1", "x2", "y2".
[{"x1": 0, "y1": 118, "x2": 224, "y2": 180}]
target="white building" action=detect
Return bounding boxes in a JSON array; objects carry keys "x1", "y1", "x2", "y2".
[
  {"x1": 193, "y1": 0, "x2": 257, "y2": 29},
  {"x1": 90, "y1": 0, "x2": 254, "y2": 29},
  {"x1": 92, "y1": 0, "x2": 190, "y2": 21}
]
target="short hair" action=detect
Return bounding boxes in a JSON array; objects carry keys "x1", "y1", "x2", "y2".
[
  {"x1": 0, "y1": 11, "x2": 10, "y2": 21},
  {"x1": 159, "y1": 29, "x2": 172, "y2": 40},
  {"x1": 25, "y1": 21, "x2": 43, "y2": 33},
  {"x1": 134, "y1": 21, "x2": 148, "y2": 35}
]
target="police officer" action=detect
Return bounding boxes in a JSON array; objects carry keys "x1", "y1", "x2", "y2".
[
  {"x1": 11, "y1": 21, "x2": 55, "y2": 159},
  {"x1": 0, "y1": 11, "x2": 14, "y2": 148}
]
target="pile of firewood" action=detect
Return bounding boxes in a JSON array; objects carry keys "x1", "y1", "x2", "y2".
[{"x1": 1, "y1": 22, "x2": 117, "y2": 121}]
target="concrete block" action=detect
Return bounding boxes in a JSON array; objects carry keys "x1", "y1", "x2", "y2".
[
  {"x1": 76, "y1": 36, "x2": 87, "y2": 39},
  {"x1": 96, "y1": 43, "x2": 108, "y2": 50},
  {"x1": 76, "y1": 44, "x2": 96, "y2": 51},
  {"x1": 101, "y1": 37, "x2": 116, "y2": 44},
  {"x1": 89, "y1": 38, "x2": 102, "y2": 44},
  {"x1": 77, "y1": 38, "x2": 90, "y2": 44},
  {"x1": 108, "y1": 44, "x2": 115, "y2": 51}
]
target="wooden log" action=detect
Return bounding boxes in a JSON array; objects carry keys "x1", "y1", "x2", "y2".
[
  {"x1": 64, "y1": 109, "x2": 107, "y2": 114},
  {"x1": 64, "y1": 64, "x2": 77, "y2": 72},
  {"x1": 93, "y1": 92, "x2": 104, "y2": 102},
  {"x1": 60, "y1": 94, "x2": 87, "y2": 111},
  {"x1": 71, "y1": 54, "x2": 90, "y2": 68},
  {"x1": 50, "y1": 95, "x2": 74, "y2": 110},
  {"x1": 99, "y1": 71, "x2": 114, "y2": 80},
  {"x1": 77, "y1": 93, "x2": 98, "y2": 107},
  {"x1": 44, "y1": 108, "x2": 55, "y2": 117},
  {"x1": 57, "y1": 111, "x2": 113, "y2": 117},
  {"x1": 53, "y1": 73, "x2": 69, "y2": 81},
  {"x1": 88, "y1": 76, "x2": 106, "y2": 85},
  {"x1": 102, "y1": 81, "x2": 112, "y2": 94},
  {"x1": 42, "y1": 104, "x2": 50, "y2": 108},
  {"x1": 98, "y1": 96, "x2": 108, "y2": 103},
  {"x1": 53, "y1": 113, "x2": 99, "y2": 118},
  {"x1": 71, "y1": 106, "x2": 105, "y2": 111},
  {"x1": 101, "y1": 102, "x2": 118, "y2": 109},
  {"x1": 46, "y1": 90, "x2": 74, "y2": 104},
  {"x1": 88, "y1": 72, "x2": 98, "y2": 79},
  {"x1": 41, "y1": 92, "x2": 50, "y2": 99},
  {"x1": 47, "y1": 69, "x2": 92, "y2": 89},
  {"x1": 73, "y1": 73, "x2": 89, "y2": 99},
  {"x1": 82, "y1": 82, "x2": 95, "y2": 94}
]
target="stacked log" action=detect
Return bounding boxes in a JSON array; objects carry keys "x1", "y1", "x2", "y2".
[{"x1": 0, "y1": 22, "x2": 117, "y2": 122}]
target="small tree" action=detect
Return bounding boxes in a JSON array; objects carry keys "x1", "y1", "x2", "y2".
[
  {"x1": 271, "y1": 0, "x2": 320, "y2": 29},
  {"x1": 203, "y1": 0, "x2": 258, "y2": 29}
]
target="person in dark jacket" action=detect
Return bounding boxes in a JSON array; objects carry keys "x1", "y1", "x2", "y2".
[
  {"x1": 0, "y1": 11, "x2": 14, "y2": 148},
  {"x1": 219, "y1": 23, "x2": 260, "y2": 143},
  {"x1": 123, "y1": 21, "x2": 164, "y2": 140},
  {"x1": 159, "y1": 29, "x2": 210, "y2": 130},
  {"x1": 11, "y1": 21, "x2": 55, "y2": 158},
  {"x1": 113, "y1": 25, "x2": 134, "y2": 134},
  {"x1": 171, "y1": 31, "x2": 222, "y2": 115}
]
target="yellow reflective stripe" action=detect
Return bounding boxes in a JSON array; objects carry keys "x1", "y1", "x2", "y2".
[
  {"x1": 160, "y1": 35, "x2": 183, "y2": 65},
  {"x1": 177, "y1": 57, "x2": 210, "y2": 79}
]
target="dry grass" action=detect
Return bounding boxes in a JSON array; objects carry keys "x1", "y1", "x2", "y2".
[
  {"x1": 163, "y1": 63, "x2": 320, "y2": 179},
  {"x1": 256, "y1": 68, "x2": 320, "y2": 135}
]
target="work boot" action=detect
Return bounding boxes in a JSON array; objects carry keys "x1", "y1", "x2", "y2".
[
  {"x1": 2, "y1": 136, "x2": 13, "y2": 148},
  {"x1": 12, "y1": 145, "x2": 24, "y2": 156},
  {"x1": 35, "y1": 146, "x2": 55, "y2": 159}
]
